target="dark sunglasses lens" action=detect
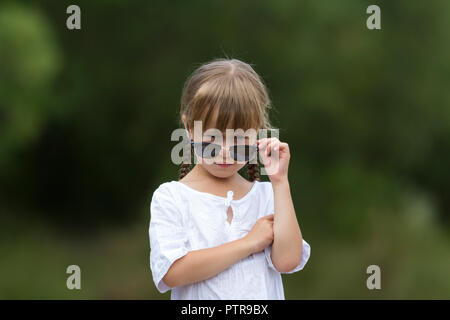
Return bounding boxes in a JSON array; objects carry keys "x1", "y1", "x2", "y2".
[
  {"x1": 231, "y1": 145, "x2": 258, "y2": 161},
  {"x1": 194, "y1": 142, "x2": 220, "y2": 158}
]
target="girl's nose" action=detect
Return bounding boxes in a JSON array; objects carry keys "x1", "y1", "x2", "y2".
[{"x1": 218, "y1": 143, "x2": 234, "y2": 164}]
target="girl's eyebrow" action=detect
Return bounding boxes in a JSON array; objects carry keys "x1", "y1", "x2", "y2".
[
  {"x1": 203, "y1": 135, "x2": 249, "y2": 140},
  {"x1": 203, "y1": 133, "x2": 247, "y2": 137}
]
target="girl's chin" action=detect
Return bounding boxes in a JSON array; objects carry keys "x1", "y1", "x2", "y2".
[{"x1": 200, "y1": 163, "x2": 246, "y2": 177}]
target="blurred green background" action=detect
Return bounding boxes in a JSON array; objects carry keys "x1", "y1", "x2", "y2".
[{"x1": 1, "y1": 0, "x2": 450, "y2": 299}]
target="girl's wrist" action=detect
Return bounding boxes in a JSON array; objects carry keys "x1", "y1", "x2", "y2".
[
  {"x1": 271, "y1": 176, "x2": 289, "y2": 188},
  {"x1": 239, "y1": 236, "x2": 257, "y2": 256}
]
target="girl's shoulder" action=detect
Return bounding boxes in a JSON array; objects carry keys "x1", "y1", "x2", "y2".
[
  {"x1": 150, "y1": 181, "x2": 187, "y2": 217},
  {"x1": 151, "y1": 181, "x2": 181, "y2": 199},
  {"x1": 255, "y1": 180, "x2": 274, "y2": 197}
]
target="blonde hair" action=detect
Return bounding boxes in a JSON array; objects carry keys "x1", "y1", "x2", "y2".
[{"x1": 179, "y1": 58, "x2": 274, "y2": 181}]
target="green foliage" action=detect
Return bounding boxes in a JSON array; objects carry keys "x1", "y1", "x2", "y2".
[
  {"x1": 1, "y1": 0, "x2": 450, "y2": 299},
  {"x1": 0, "y1": 3, "x2": 61, "y2": 169}
]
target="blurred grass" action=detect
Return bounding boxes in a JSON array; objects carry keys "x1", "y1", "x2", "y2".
[
  {"x1": 0, "y1": 210, "x2": 160, "y2": 299},
  {"x1": 285, "y1": 192, "x2": 450, "y2": 299}
]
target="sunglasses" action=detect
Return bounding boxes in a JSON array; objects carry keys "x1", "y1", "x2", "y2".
[
  {"x1": 185, "y1": 122, "x2": 259, "y2": 162},
  {"x1": 190, "y1": 140, "x2": 259, "y2": 162}
]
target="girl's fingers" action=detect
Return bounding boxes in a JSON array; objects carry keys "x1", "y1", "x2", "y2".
[
  {"x1": 279, "y1": 142, "x2": 290, "y2": 157},
  {"x1": 266, "y1": 139, "x2": 280, "y2": 157},
  {"x1": 266, "y1": 141, "x2": 272, "y2": 156},
  {"x1": 258, "y1": 138, "x2": 286, "y2": 167},
  {"x1": 257, "y1": 138, "x2": 268, "y2": 150},
  {"x1": 257, "y1": 137, "x2": 276, "y2": 147},
  {"x1": 258, "y1": 138, "x2": 277, "y2": 153},
  {"x1": 257, "y1": 139, "x2": 268, "y2": 155},
  {"x1": 264, "y1": 214, "x2": 274, "y2": 220}
]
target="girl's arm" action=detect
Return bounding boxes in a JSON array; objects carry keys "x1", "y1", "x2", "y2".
[
  {"x1": 163, "y1": 214, "x2": 274, "y2": 288},
  {"x1": 162, "y1": 238, "x2": 252, "y2": 288},
  {"x1": 257, "y1": 138, "x2": 304, "y2": 273},
  {"x1": 271, "y1": 178, "x2": 303, "y2": 272}
]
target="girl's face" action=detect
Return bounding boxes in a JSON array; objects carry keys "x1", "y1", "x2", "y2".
[
  {"x1": 195, "y1": 131, "x2": 250, "y2": 179},
  {"x1": 183, "y1": 110, "x2": 258, "y2": 179}
]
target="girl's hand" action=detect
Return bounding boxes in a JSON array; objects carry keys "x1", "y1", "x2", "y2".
[
  {"x1": 257, "y1": 137, "x2": 290, "y2": 184},
  {"x1": 244, "y1": 214, "x2": 274, "y2": 254}
]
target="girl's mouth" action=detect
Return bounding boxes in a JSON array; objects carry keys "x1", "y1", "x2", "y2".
[{"x1": 215, "y1": 163, "x2": 233, "y2": 168}]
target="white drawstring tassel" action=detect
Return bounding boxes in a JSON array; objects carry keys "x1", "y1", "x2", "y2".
[{"x1": 225, "y1": 190, "x2": 234, "y2": 207}]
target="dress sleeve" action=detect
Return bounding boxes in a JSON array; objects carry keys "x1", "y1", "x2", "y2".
[
  {"x1": 261, "y1": 182, "x2": 311, "y2": 273},
  {"x1": 264, "y1": 239, "x2": 311, "y2": 274},
  {"x1": 149, "y1": 183, "x2": 191, "y2": 293}
]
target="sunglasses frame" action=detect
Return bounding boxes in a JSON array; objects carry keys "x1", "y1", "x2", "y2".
[
  {"x1": 190, "y1": 140, "x2": 259, "y2": 162},
  {"x1": 185, "y1": 122, "x2": 259, "y2": 162}
]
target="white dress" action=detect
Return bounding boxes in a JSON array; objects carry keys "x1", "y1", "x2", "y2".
[{"x1": 149, "y1": 180, "x2": 311, "y2": 299}]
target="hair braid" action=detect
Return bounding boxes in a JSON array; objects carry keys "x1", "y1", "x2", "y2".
[
  {"x1": 179, "y1": 163, "x2": 192, "y2": 180},
  {"x1": 247, "y1": 163, "x2": 260, "y2": 182}
]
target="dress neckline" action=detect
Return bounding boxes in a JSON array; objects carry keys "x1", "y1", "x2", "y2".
[{"x1": 173, "y1": 180, "x2": 259, "y2": 203}]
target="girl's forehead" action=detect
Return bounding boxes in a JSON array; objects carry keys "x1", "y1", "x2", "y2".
[
  {"x1": 203, "y1": 131, "x2": 250, "y2": 138},
  {"x1": 199, "y1": 105, "x2": 260, "y2": 134},
  {"x1": 203, "y1": 129, "x2": 244, "y2": 135},
  {"x1": 193, "y1": 108, "x2": 260, "y2": 140},
  {"x1": 202, "y1": 130, "x2": 257, "y2": 140}
]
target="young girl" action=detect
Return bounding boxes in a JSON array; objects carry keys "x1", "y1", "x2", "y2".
[{"x1": 149, "y1": 58, "x2": 311, "y2": 300}]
